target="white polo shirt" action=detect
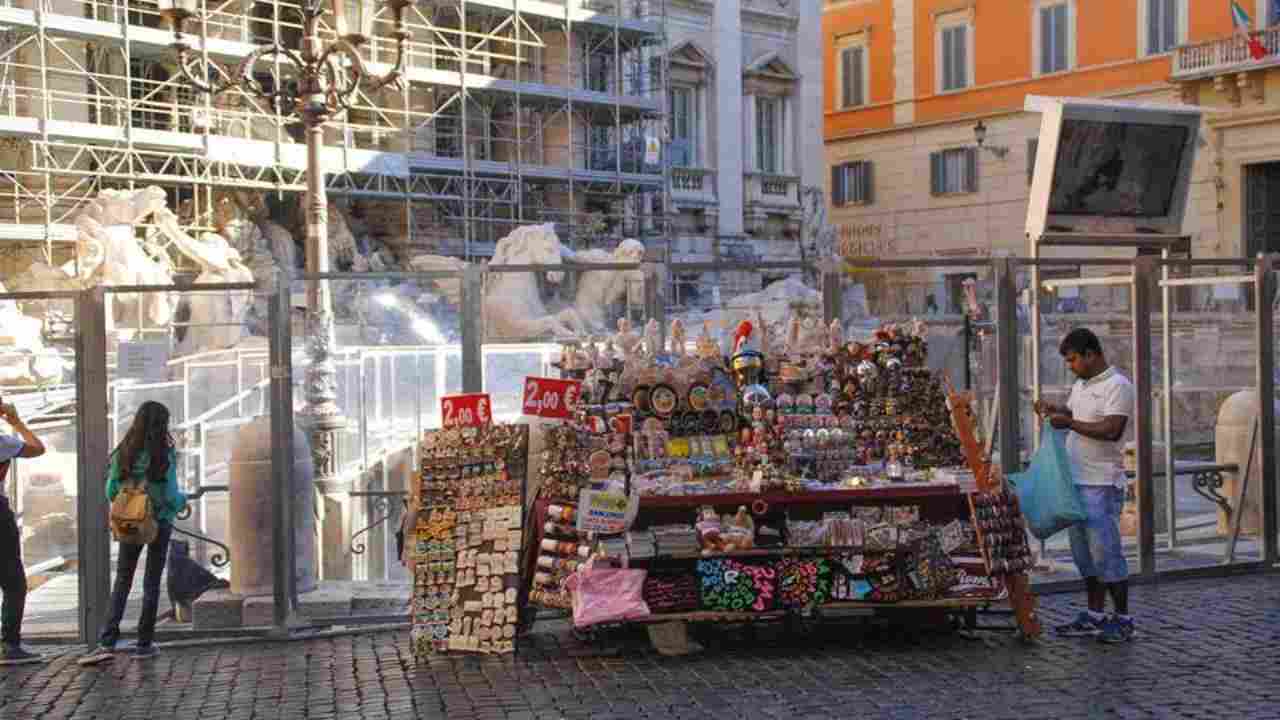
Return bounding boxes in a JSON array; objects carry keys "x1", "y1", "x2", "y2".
[
  {"x1": 0, "y1": 433, "x2": 24, "y2": 498},
  {"x1": 1065, "y1": 366, "x2": 1134, "y2": 488}
]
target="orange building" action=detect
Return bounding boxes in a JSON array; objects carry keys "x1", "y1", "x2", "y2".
[{"x1": 823, "y1": 0, "x2": 1280, "y2": 299}]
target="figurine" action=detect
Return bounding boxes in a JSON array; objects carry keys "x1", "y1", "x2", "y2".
[
  {"x1": 643, "y1": 318, "x2": 661, "y2": 357},
  {"x1": 669, "y1": 318, "x2": 686, "y2": 356},
  {"x1": 615, "y1": 317, "x2": 641, "y2": 356},
  {"x1": 696, "y1": 320, "x2": 720, "y2": 360},
  {"x1": 786, "y1": 314, "x2": 803, "y2": 355},
  {"x1": 828, "y1": 319, "x2": 844, "y2": 354},
  {"x1": 696, "y1": 505, "x2": 725, "y2": 554}
]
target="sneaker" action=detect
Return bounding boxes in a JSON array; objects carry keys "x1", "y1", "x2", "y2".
[
  {"x1": 1054, "y1": 610, "x2": 1104, "y2": 637},
  {"x1": 1098, "y1": 615, "x2": 1137, "y2": 644},
  {"x1": 131, "y1": 644, "x2": 159, "y2": 659},
  {"x1": 0, "y1": 645, "x2": 44, "y2": 666},
  {"x1": 77, "y1": 643, "x2": 117, "y2": 666}
]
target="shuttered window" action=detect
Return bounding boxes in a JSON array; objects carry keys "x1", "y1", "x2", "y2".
[
  {"x1": 930, "y1": 148, "x2": 978, "y2": 195},
  {"x1": 840, "y1": 46, "x2": 865, "y2": 108},
  {"x1": 831, "y1": 161, "x2": 874, "y2": 206},
  {"x1": 1039, "y1": 3, "x2": 1069, "y2": 74},
  {"x1": 940, "y1": 24, "x2": 969, "y2": 92},
  {"x1": 1146, "y1": 0, "x2": 1178, "y2": 55}
]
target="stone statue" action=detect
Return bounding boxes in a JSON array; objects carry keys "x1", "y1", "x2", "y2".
[
  {"x1": 483, "y1": 224, "x2": 589, "y2": 340},
  {"x1": 71, "y1": 186, "x2": 178, "y2": 333},
  {"x1": 801, "y1": 185, "x2": 837, "y2": 262},
  {"x1": 643, "y1": 318, "x2": 661, "y2": 357},
  {"x1": 0, "y1": 280, "x2": 65, "y2": 386},
  {"x1": 407, "y1": 254, "x2": 467, "y2": 305},
  {"x1": 571, "y1": 239, "x2": 645, "y2": 332}
]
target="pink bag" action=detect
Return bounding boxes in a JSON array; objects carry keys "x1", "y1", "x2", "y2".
[{"x1": 563, "y1": 561, "x2": 651, "y2": 628}]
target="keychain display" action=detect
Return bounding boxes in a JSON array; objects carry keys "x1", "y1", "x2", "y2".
[
  {"x1": 411, "y1": 424, "x2": 528, "y2": 659},
  {"x1": 969, "y1": 488, "x2": 1034, "y2": 577}
]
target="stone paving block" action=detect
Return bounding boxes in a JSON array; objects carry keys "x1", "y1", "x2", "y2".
[
  {"x1": 240, "y1": 594, "x2": 277, "y2": 627},
  {"x1": 191, "y1": 588, "x2": 244, "y2": 629},
  {"x1": 296, "y1": 583, "x2": 354, "y2": 618}
]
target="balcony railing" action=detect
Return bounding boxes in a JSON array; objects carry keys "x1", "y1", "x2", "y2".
[
  {"x1": 1173, "y1": 27, "x2": 1280, "y2": 79},
  {"x1": 744, "y1": 173, "x2": 800, "y2": 208}
]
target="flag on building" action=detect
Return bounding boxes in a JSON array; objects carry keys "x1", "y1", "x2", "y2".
[{"x1": 1231, "y1": 0, "x2": 1269, "y2": 60}]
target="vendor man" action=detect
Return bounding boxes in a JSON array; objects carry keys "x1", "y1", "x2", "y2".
[{"x1": 1034, "y1": 328, "x2": 1136, "y2": 644}]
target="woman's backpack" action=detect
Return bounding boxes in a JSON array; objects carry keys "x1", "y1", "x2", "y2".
[{"x1": 110, "y1": 475, "x2": 158, "y2": 545}]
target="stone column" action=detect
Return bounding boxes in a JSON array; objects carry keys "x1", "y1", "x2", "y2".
[
  {"x1": 795, "y1": 8, "x2": 823, "y2": 191},
  {"x1": 713, "y1": 0, "x2": 744, "y2": 237}
]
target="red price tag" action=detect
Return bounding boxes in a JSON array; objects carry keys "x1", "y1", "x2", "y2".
[
  {"x1": 521, "y1": 377, "x2": 580, "y2": 420},
  {"x1": 441, "y1": 393, "x2": 492, "y2": 428}
]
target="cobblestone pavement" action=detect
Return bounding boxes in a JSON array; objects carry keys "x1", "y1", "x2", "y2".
[{"x1": 4, "y1": 574, "x2": 1279, "y2": 720}]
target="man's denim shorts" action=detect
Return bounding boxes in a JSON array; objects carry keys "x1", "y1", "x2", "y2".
[{"x1": 1067, "y1": 485, "x2": 1129, "y2": 583}]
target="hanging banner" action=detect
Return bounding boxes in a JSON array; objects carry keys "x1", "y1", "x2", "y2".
[
  {"x1": 576, "y1": 489, "x2": 640, "y2": 535},
  {"x1": 441, "y1": 393, "x2": 492, "y2": 428},
  {"x1": 521, "y1": 377, "x2": 580, "y2": 420}
]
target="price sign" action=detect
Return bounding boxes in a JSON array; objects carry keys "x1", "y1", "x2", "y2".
[
  {"x1": 441, "y1": 393, "x2": 492, "y2": 428},
  {"x1": 521, "y1": 377, "x2": 580, "y2": 420}
]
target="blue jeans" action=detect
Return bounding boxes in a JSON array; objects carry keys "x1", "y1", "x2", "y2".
[
  {"x1": 101, "y1": 523, "x2": 172, "y2": 647},
  {"x1": 1067, "y1": 486, "x2": 1129, "y2": 583}
]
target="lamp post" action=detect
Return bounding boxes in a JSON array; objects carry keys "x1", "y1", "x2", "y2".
[{"x1": 159, "y1": 0, "x2": 411, "y2": 484}]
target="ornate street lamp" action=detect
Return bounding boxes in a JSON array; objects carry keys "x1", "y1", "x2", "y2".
[{"x1": 158, "y1": 0, "x2": 411, "y2": 483}]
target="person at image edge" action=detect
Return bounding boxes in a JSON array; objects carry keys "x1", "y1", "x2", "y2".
[
  {"x1": 0, "y1": 401, "x2": 47, "y2": 666},
  {"x1": 1035, "y1": 328, "x2": 1137, "y2": 644}
]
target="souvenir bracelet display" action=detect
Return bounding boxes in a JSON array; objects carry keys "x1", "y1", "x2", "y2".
[{"x1": 410, "y1": 424, "x2": 528, "y2": 658}]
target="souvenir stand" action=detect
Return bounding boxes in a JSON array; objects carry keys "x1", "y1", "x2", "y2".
[
  {"x1": 523, "y1": 313, "x2": 1043, "y2": 640},
  {"x1": 409, "y1": 408, "x2": 530, "y2": 659}
]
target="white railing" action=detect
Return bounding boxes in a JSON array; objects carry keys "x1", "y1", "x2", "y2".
[{"x1": 1173, "y1": 27, "x2": 1280, "y2": 78}]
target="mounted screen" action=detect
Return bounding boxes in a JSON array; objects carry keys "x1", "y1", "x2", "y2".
[{"x1": 1047, "y1": 119, "x2": 1189, "y2": 218}]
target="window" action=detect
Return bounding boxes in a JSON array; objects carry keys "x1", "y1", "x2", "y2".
[
  {"x1": 930, "y1": 148, "x2": 978, "y2": 195},
  {"x1": 1027, "y1": 138, "x2": 1040, "y2": 186},
  {"x1": 1035, "y1": 2, "x2": 1071, "y2": 74},
  {"x1": 756, "y1": 97, "x2": 781, "y2": 174},
  {"x1": 839, "y1": 43, "x2": 867, "y2": 108},
  {"x1": 670, "y1": 86, "x2": 697, "y2": 167},
  {"x1": 937, "y1": 19, "x2": 971, "y2": 92},
  {"x1": 1143, "y1": 0, "x2": 1182, "y2": 56},
  {"x1": 831, "y1": 161, "x2": 874, "y2": 206}
]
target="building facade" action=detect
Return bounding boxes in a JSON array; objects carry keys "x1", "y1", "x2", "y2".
[
  {"x1": 664, "y1": 0, "x2": 823, "y2": 268},
  {"x1": 0, "y1": 0, "x2": 668, "y2": 271},
  {"x1": 823, "y1": 0, "x2": 1280, "y2": 312}
]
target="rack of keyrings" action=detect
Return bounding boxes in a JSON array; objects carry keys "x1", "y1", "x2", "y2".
[{"x1": 410, "y1": 423, "x2": 529, "y2": 658}]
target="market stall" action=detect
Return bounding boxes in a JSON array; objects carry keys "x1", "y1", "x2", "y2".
[{"x1": 522, "y1": 315, "x2": 1042, "y2": 642}]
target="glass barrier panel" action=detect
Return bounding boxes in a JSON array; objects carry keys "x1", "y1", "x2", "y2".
[
  {"x1": 483, "y1": 259, "x2": 643, "y2": 344},
  {"x1": 3, "y1": 291, "x2": 79, "y2": 638},
  {"x1": 1021, "y1": 265, "x2": 1133, "y2": 586},
  {"x1": 1156, "y1": 269, "x2": 1260, "y2": 572},
  {"x1": 312, "y1": 277, "x2": 461, "y2": 586},
  {"x1": 108, "y1": 286, "x2": 268, "y2": 635},
  {"x1": 667, "y1": 263, "x2": 816, "y2": 354}
]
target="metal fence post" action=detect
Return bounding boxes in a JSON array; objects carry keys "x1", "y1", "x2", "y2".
[
  {"x1": 75, "y1": 287, "x2": 110, "y2": 648},
  {"x1": 1255, "y1": 253, "x2": 1278, "y2": 566},
  {"x1": 268, "y1": 271, "x2": 298, "y2": 633},
  {"x1": 821, "y1": 261, "x2": 842, "y2": 327},
  {"x1": 1131, "y1": 256, "x2": 1157, "y2": 578},
  {"x1": 994, "y1": 257, "x2": 1020, "y2": 477},
  {"x1": 460, "y1": 266, "x2": 484, "y2": 393}
]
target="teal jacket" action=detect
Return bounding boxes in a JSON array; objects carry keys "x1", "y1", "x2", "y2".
[{"x1": 106, "y1": 447, "x2": 187, "y2": 524}]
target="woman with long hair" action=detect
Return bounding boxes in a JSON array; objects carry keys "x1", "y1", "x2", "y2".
[{"x1": 82, "y1": 401, "x2": 187, "y2": 664}]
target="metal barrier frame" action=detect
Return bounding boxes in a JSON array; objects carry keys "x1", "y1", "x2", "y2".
[{"x1": 2, "y1": 255, "x2": 1278, "y2": 645}]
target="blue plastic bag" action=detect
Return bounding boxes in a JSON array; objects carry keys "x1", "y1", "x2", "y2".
[{"x1": 1007, "y1": 421, "x2": 1087, "y2": 540}]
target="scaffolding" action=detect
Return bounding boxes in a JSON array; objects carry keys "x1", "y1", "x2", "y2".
[{"x1": 0, "y1": 0, "x2": 670, "y2": 265}]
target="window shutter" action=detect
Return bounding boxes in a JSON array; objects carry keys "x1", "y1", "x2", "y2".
[
  {"x1": 1040, "y1": 7, "x2": 1052, "y2": 73},
  {"x1": 841, "y1": 49, "x2": 854, "y2": 107},
  {"x1": 1147, "y1": 0, "x2": 1160, "y2": 54},
  {"x1": 930, "y1": 151, "x2": 944, "y2": 195},
  {"x1": 851, "y1": 48, "x2": 864, "y2": 106},
  {"x1": 1027, "y1": 138, "x2": 1039, "y2": 186},
  {"x1": 1163, "y1": 0, "x2": 1176, "y2": 51},
  {"x1": 941, "y1": 29, "x2": 954, "y2": 90},
  {"x1": 863, "y1": 161, "x2": 875, "y2": 205},
  {"x1": 965, "y1": 147, "x2": 979, "y2": 193},
  {"x1": 954, "y1": 27, "x2": 968, "y2": 88},
  {"x1": 831, "y1": 164, "x2": 845, "y2": 206},
  {"x1": 1054, "y1": 5, "x2": 1068, "y2": 71}
]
